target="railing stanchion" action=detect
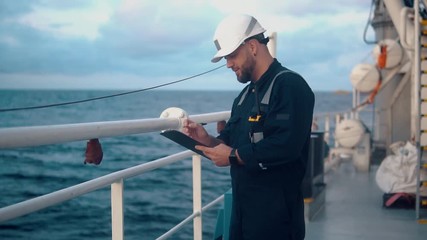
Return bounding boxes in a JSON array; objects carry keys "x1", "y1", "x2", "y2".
[
  {"x1": 192, "y1": 154, "x2": 203, "y2": 240},
  {"x1": 335, "y1": 114, "x2": 341, "y2": 148},
  {"x1": 325, "y1": 114, "x2": 330, "y2": 145},
  {"x1": 111, "y1": 179, "x2": 124, "y2": 240}
]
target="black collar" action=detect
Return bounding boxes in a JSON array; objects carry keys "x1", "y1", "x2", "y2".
[{"x1": 250, "y1": 59, "x2": 282, "y2": 91}]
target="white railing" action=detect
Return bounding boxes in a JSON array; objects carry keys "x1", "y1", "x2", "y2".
[
  {"x1": 0, "y1": 108, "x2": 368, "y2": 239},
  {"x1": 0, "y1": 111, "x2": 230, "y2": 149},
  {"x1": 0, "y1": 110, "x2": 231, "y2": 240}
]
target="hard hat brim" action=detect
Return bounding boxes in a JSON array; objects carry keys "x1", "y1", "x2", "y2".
[
  {"x1": 211, "y1": 42, "x2": 241, "y2": 63},
  {"x1": 211, "y1": 52, "x2": 228, "y2": 63},
  {"x1": 211, "y1": 56, "x2": 222, "y2": 63},
  {"x1": 210, "y1": 33, "x2": 267, "y2": 63}
]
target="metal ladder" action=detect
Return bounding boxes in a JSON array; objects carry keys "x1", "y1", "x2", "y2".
[{"x1": 416, "y1": 0, "x2": 427, "y2": 223}]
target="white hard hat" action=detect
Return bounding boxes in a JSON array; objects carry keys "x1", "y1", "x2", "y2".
[{"x1": 211, "y1": 14, "x2": 266, "y2": 63}]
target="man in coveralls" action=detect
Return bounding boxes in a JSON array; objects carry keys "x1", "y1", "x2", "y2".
[{"x1": 183, "y1": 14, "x2": 314, "y2": 240}]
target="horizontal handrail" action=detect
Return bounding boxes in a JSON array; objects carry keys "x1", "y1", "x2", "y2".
[
  {"x1": 0, "y1": 150, "x2": 194, "y2": 222},
  {"x1": 156, "y1": 195, "x2": 225, "y2": 240},
  {"x1": 0, "y1": 111, "x2": 231, "y2": 149}
]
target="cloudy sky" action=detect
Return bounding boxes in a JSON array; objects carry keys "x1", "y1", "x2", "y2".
[{"x1": 0, "y1": 0, "x2": 375, "y2": 91}]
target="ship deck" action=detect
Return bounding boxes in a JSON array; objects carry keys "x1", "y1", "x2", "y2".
[{"x1": 305, "y1": 161, "x2": 427, "y2": 240}]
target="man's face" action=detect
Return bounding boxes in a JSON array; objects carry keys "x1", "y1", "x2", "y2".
[{"x1": 225, "y1": 43, "x2": 255, "y2": 84}]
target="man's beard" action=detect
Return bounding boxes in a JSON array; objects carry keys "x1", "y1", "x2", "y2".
[{"x1": 236, "y1": 56, "x2": 255, "y2": 84}]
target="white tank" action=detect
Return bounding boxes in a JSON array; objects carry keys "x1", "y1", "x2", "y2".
[
  {"x1": 350, "y1": 63, "x2": 380, "y2": 92},
  {"x1": 372, "y1": 39, "x2": 403, "y2": 69},
  {"x1": 335, "y1": 119, "x2": 366, "y2": 148}
]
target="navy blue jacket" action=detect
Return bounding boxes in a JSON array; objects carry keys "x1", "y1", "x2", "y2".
[{"x1": 218, "y1": 59, "x2": 315, "y2": 240}]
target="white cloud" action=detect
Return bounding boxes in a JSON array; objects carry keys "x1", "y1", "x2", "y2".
[
  {"x1": 16, "y1": 2, "x2": 115, "y2": 41},
  {"x1": 0, "y1": 35, "x2": 20, "y2": 47},
  {"x1": 207, "y1": 0, "x2": 370, "y2": 35},
  {"x1": 210, "y1": 0, "x2": 263, "y2": 14},
  {"x1": 0, "y1": 0, "x2": 376, "y2": 91}
]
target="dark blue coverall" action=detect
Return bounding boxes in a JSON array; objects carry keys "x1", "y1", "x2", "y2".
[{"x1": 217, "y1": 59, "x2": 315, "y2": 240}]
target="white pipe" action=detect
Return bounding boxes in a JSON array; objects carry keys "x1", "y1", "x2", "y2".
[
  {"x1": 267, "y1": 32, "x2": 277, "y2": 58},
  {"x1": 324, "y1": 114, "x2": 330, "y2": 145},
  {"x1": 0, "y1": 118, "x2": 178, "y2": 149},
  {"x1": 0, "y1": 111, "x2": 230, "y2": 149},
  {"x1": 189, "y1": 111, "x2": 230, "y2": 124},
  {"x1": 335, "y1": 114, "x2": 341, "y2": 148},
  {"x1": 384, "y1": 0, "x2": 414, "y2": 47},
  {"x1": 156, "y1": 212, "x2": 200, "y2": 240},
  {"x1": 0, "y1": 150, "x2": 194, "y2": 222},
  {"x1": 202, "y1": 195, "x2": 224, "y2": 211},
  {"x1": 401, "y1": 7, "x2": 415, "y2": 49},
  {"x1": 192, "y1": 155, "x2": 202, "y2": 240},
  {"x1": 156, "y1": 195, "x2": 224, "y2": 240},
  {"x1": 111, "y1": 179, "x2": 124, "y2": 240}
]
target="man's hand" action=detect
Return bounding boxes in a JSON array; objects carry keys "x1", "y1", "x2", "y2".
[
  {"x1": 182, "y1": 119, "x2": 210, "y2": 144},
  {"x1": 182, "y1": 118, "x2": 228, "y2": 157},
  {"x1": 195, "y1": 143, "x2": 233, "y2": 167}
]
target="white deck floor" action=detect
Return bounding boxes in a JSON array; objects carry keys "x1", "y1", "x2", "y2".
[{"x1": 305, "y1": 161, "x2": 427, "y2": 240}]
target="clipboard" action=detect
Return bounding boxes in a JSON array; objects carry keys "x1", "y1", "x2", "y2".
[{"x1": 160, "y1": 130, "x2": 208, "y2": 158}]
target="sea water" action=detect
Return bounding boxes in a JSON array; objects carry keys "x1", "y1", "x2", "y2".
[{"x1": 0, "y1": 90, "x2": 367, "y2": 239}]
